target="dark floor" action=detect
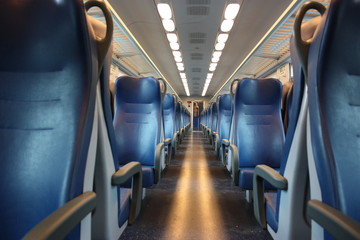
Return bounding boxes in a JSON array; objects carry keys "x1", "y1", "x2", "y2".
[{"x1": 120, "y1": 131, "x2": 272, "y2": 240}]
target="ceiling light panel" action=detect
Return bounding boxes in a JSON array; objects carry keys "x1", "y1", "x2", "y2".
[
  {"x1": 167, "y1": 33, "x2": 178, "y2": 43},
  {"x1": 173, "y1": 51, "x2": 181, "y2": 57},
  {"x1": 224, "y1": 3, "x2": 240, "y2": 20},
  {"x1": 157, "y1": 3, "x2": 172, "y2": 19},
  {"x1": 162, "y1": 19, "x2": 175, "y2": 32},
  {"x1": 220, "y1": 19, "x2": 234, "y2": 32},
  {"x1": 215, "y1": 42, "x2": 225, "y2": 50},
  {"x1": 170, "y1": 42, "x2": 180, "y2": 50},
  {"x1": 217, "y1": 33, "x2": 229, "y2": 43}
]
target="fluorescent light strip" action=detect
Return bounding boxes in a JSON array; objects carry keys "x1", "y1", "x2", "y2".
[
  {"x1": 202, "y1": 2, "x2": 241, "y2": 97},
  {"x1": 157, "y1": 2, "x2": 190, "y2": 96},
  {"x1": 103, "y1": 0, "x2": 180, "y2": 99},
  {"x1": 210, "y1": 0, "x2": 304, "y2": 102}
]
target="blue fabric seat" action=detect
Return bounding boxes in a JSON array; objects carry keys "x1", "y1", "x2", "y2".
[
  {"x1": 0, "y1": 1, "x2": 112, "y2": 239},
  {"x1": 252, "y1": 8, "x2": 324, "y2": 239},
  {"x1": 305, "y1": 1, "x2": 360, "y2": 239},
  {"x1": 210, "y1": 101, "x2": 218, "y2": 147},
  {"x1": 90, "y1": 16, "x2": 143, "y2": 239},
  {"x1": 114, "y1": 76, "x2": 165, "y2": 188},
  {"x1": 216, "y1": 94, "x2": 232, "y2": 162},
  {"x1": 163, "y1": 93, "x2": 176, "y2": 163},
  {"x1": 227, "y1": 78, "x2": 284, "y2": 189}
]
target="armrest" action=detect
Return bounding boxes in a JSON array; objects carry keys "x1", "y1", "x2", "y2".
[
  {"x1": 24, "y1": 192, "x2": 96, "y2": 240},
  {"x1": 222, "y1": 139, "x2": 230, "y2": 146},
  {"x1": 221, "y1": 139, "x2": 230, "y2": 166},
  {"x1": 229, "y1": 144, "x2": 239, "y2": 185},
  {"x1": 154, "y1": 142, "x2": 165, "y2": 184},
  {"x1": 164, "y1": 138, "x2": 171, "y2": 146},
  {"x1": 112, "y1": 162, "x2": 143, "y2": 224},
  {"x1": 307, "y1": 200, "x2": 360, "y2": 240},
  {"x1": 253, "y1": 165, "x2": 287, "y2": 229},
  {"x1": 164, "y1": 138, "x2": 172, "y2": 165}
]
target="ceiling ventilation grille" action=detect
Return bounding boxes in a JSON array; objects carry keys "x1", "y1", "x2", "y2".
[
  {"x1": 190, "y1": 53, "x2": 203, "y2": 60},
  {"x1": 187, "y1": 0, "x2": 210, "y2": 5},
  {"x1": 189, "y1": 32, "x2": 206, "y2": 44},
  {"x1": 192, "y1": 68, "x2": 202, "y2": 73},
  {"x1": 187, "y1": 6, "x2": 209, "y2": 16}
]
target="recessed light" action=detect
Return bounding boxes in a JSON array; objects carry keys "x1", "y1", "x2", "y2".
[
  {"x1": 162, "y1": 19, "x2": 175, "y2": 32},
  {"x1": 174, "y1": 56, "x2": 182, "y2": 62},
  {"x1": 221, "y1": 19, "x2": 234, "y2": 32},
  {"x1": 224, "y1": 3, "x2": 240, "y2": 20},
  {"x1": 157, "y1": 3, "x2": 172, "y2": 19},
  {"x1": 180, "y1": 73, "x2": 186, "y2": 78},
  {"x1": 178, "y1": 66, "x2": 184, "y2": 71},
  {"x1": 170, "y1": 42, "x2": 180, "y2": 50},
  {"x1": 207, "y1": 73, "x2": 213, "y2": 78},
  {"x1": 215, "y1": 42, "x2": 225, "y2": 50},
  {"x1": 213, "y1": 51, "x2": 222, "y2": 58},
  {"x1": 173, "y1": 51, "x2": 181, "y2": 57},
  {"x1": 167, "y1": 33, "x2": 178, "y2": 43},
  {"x1": 212, "y1": 57, "x2": 219, "y2": 63},
  {"x1": 217, "y1": 33, "x2": 229, "y2": 43},
  {"x1": 177, "y1": 63, "x2": 184, "y2": 68}
]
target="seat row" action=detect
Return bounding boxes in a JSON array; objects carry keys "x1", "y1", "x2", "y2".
[
  {"x1": 201, "y1": 1, "x2": 360, "y2": 239},
  {"x1": 0, "y1": 1, "x2": 191, "y2": 239}
]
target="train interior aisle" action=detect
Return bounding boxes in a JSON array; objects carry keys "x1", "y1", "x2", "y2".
[
  {"x1": 1, "y1": 0, "x2": 360, "y2": 239},
  {"x1": 120, "y1": 130, "x2": 271, "y2": 240}
]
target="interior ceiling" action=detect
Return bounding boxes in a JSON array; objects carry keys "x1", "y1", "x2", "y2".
[{"x1": 107, "y1": 0, "x2": 294, "y2": 97}]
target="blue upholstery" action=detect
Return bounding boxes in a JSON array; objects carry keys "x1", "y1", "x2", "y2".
[
  {"x1": 211, "y1": 102, "x2": 218, "y2": 132},
  {"x1": 216, "y1": 94, "x2": 232, "y2": 157},
  {"x1": 0, "y1": 1, "x2": 98, "y2": 239},
  {"x1": 163, "y1": 94, "x2": 176, "y2": 139},
  {"x1": 264, "y1": 192, "x2": 278, "y2": 231},
  {"x1": 175, "y1": 101, "x2": 181, "y2": 133},
  {"x1": 232, "y1": 78, "x2": 284, "y2": 189},
  {"x1": 119, "y1": 188, "x2": 131, "y2": 227},
  {"x1": 217, "y1": 94, "x2": 232, "y2": 143},
  {"x1": 114, "y1": 76, "x2": 162, "y2": 187},
  {"x1": 308, "y1": 1, "x2": 360, "y2": 238}
]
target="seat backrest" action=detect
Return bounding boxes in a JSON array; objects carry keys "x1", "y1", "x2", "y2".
[
  {"x1": 211, "y1": 102, "x2": 218, "y2": 132},
  {"x1": 217, "y1": 94, "x2": 232, "y2": 143},
  {"x1": 231, "y1": 78, "x2": 284, "y2": 168},
  {"x1": 308, "y1": 0, "x2": 360, "y2": 231},
  {"x1": 175, "y1": 101, "x2": 181, "y2": 132},
  {"x1": 163, "y1": 94, "x2": 176, "y2": 139},
  {"x1": 114, "y1": 76, "x2": 162, "y2": 167},
  {"x1": 0, "y1": 1, "x2": 100, "y2": 239},
  {"x1": 281, "y1": 81, "x2": 294, "y2": 131}
]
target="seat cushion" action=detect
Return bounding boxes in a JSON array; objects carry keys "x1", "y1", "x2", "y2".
[
  {"x1": 120, "y1": 166, "x2": 154, "y2": 188},
  {"x1": 238, "y1": 168, "x2": 280, "y2": 190},
  {"x1": 118, "y1": 188, "x2": 131, "y2": 226},
  {"x1": 265, "y1": 192, "x2": 278, "y2": 232}
]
